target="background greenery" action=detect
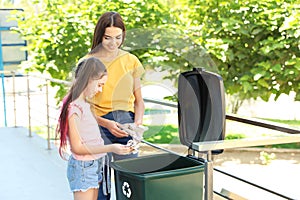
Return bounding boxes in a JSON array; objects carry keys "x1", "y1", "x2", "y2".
[
  {"x1": 3, "y1": 0, "x2": 300, "y2": 113},
  {"x1": 2, "y1": 0, "x2": 300, "y2": 149}
]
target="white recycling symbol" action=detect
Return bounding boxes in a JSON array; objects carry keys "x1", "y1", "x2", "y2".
[{"x1": 122, "y1": 181, "x2": 132, "y2": 198}]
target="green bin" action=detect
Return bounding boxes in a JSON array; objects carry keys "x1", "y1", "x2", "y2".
[{"x1": 111, "y1": 153, "x2": 205, "y2": 200}]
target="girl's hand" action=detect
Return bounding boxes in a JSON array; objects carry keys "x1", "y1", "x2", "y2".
[
  {"x1": 106, "y1": 120, "x2": 129, "y2": 138},
  {"x1": 110, "y1": 144, "x2": 133, "y2": 155}
]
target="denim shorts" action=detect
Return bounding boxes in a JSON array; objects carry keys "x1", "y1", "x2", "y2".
[{"x1": 67, "y1": 155, "x2": 104, "y2": 192}]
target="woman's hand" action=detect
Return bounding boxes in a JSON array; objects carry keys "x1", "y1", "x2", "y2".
[
  {"x1": 110, "y1": 144, "x2": 133, "y2": 155},
  {"x1": 106, "y1": 120, "x2": 129, "y2": 138}
]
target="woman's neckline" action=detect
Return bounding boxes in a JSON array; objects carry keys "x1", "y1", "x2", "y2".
[{"x1": 94, "y1": 49, "x2": 121, "y2": 63}]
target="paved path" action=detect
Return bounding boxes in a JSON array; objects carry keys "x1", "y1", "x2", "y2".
[{"x1": 0, "y1": 127, "x2": 73, "y2": 200}]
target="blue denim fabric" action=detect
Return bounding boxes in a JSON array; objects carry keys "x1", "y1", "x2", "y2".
[
  {"x1": 97, "y1": 111, "x2": 138, "y2": 200},
  {"x1": 100, "y1": 110, "x2": 138, "y2": 160},
  {"x1": 67, "y1": 155, "x2": 103, "y2": 192}
]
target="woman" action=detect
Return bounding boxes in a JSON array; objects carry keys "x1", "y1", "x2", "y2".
[{"x1": 86, "y1": 11, "x2": 145, "y2": 199}]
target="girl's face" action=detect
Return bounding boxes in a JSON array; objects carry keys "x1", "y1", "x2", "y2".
[
  {"x1": 102, "y1": 26, "x2": 123, "y2": 52},
  {"x1": 85, "y1": 75, "x2": 108, "y2": 98}
]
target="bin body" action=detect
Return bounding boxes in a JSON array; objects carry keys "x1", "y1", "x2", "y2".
[{"x1": 111, "y1": 153, "x2": 204, "y2": 200}]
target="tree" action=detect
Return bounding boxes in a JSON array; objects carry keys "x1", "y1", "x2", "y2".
[
  {"x1": 12, "y1": 0, "x2": 300, "y2": 112},
  {"x1": 12, "y1": 0, "x2": 178, "y2": 99},
  {"x1": 189, "y1": 0, "x2": 300, "y2": 106}
]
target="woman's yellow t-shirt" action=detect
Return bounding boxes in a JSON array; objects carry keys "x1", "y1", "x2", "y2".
[{"x1": 89, "y1": 50, "x2": 144, "y2": 117}]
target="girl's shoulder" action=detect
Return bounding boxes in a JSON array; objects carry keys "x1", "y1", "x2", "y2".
[
  {"x1": 68, "y1": 100, "x2": 88, "y2": 115},
  {"x1": 69, "y1": 102, "x2": 83, "y2": 112}
]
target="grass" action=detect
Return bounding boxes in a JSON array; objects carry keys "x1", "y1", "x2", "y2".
[
  {"x1": 262, "y1": 143, "x2": 300, "y2": 149},
  {"x1": 143, "y1": 118, "x2": 300, "y2": 149},
  {"x1": 256, "y1": 118, "x2": 300, "y2": 149},
  {"x1": 261, "y1": 118, "x2": 300, "y2": 127},
  {"x1": 31, "y1": 125, "x2": 56, "y2": 140},
  {"x1": 143, "y1": 125, "x2": 180, "y2": 144},
  {"x1": 143, "y1": 125, "x2": 249, "y2": 144}
]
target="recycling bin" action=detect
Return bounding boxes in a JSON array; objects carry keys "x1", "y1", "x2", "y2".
[
  {"x1": 111, "y1": 153, "x2": 205, "y2": 200},
  {"x1": 111, "y1": 68, "x2": 226, "y2": 200}
]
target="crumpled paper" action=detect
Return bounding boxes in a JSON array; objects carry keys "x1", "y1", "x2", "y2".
[{"x1": 119, "y1": 123, "x2": 148, "y2": 153}]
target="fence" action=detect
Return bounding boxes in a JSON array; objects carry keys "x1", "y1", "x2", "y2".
[
  {"x1": 0, "y1": 70, "x2": 175, "y2": 149},
  {"x1": 1, "y1": 70, "x2": 300, "y2": 199},
  {"x1": 0, "y1": 70, "x2": 70, "y2": 149}
]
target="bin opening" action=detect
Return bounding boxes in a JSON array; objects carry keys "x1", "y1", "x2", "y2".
[{"x1": 111, "y1": 153, "x2": 203, "y2": 174}]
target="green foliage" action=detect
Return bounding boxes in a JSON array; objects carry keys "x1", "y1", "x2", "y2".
[
  {"x1": 11, "y1": 0, "x2": 96, "y2": 98},
  {"x1": 11, "y1": 0, "x2": 300, "y2": 108},
  {"x1": 191, "y1": 0, "x2": 300, "y2": 103},
  {"x1": 12, "y1": 0, "x2": 178, "y2": 100},
  {"x1": 263, "y1": 142, "x2": 300, "y2": 149},
  {"x1": 259, "y1": 151, "x2": 276, "y2": 165},
  {"x1": 1, "y1": 0, "x2": 13, "y2": 7},
  {"x1": 225, "y1": 133, "x2": 246, "y2": 140}
]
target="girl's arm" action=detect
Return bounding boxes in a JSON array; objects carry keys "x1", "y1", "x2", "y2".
[
  {"x1": 68, "y1": 114, "x2": 132, "y2": 155},
  {"x1": 133, "y1": 77, "x2": 145, "y2": 125}
]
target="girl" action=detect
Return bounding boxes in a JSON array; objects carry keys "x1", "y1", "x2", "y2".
[{"x1": 56, "y1": 57, "x2": 132, "y2": 200}]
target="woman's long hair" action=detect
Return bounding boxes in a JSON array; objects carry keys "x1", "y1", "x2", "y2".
[
  {"x1": 56, "y1": 57, "x2": 107, "y2": 159},
  {"x1": 90, "y1": 11, "x2": 126, "y2": 54}
]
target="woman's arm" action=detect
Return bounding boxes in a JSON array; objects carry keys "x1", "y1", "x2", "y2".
[
  {"x1": 95, "y1": 115, "x2": 129, "y2": 138},
  {"x1": 133, "y1": 77, "x2": 145, "y2": 125},
  {"x1": 68, "y1": 114, "x2": 132, "y2": 155}
]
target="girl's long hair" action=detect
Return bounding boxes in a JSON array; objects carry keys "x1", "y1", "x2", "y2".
[{"x1": 56, "y1": 57, "x2": 107, "y2": 159}]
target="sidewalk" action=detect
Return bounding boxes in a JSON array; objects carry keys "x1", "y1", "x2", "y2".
[
  {"x1": 213, "y1": 150, "x2": 300, "y2": 199},
  {"x1": 0, "y1": 127, "x2": 72, "y2": 200}
]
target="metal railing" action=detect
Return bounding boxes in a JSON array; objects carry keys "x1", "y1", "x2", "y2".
[
  {"x1": 1, "y1": 70, "x2": 300, "y2": 199},
  {"x1": 145, "y1": 98, "x2": 300, "y2": 200},
  {"x1": 0, "y1": 70, "x2": 70, "y2": 149}
]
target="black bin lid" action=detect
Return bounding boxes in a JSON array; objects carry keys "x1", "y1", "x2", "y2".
[{"x1": 178, "y1": 68, "x2": 226, "y2": 153}]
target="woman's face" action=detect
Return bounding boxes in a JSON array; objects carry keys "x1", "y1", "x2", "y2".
[
  {"x1": 102, "y1": 26, "x2": 123, "y2": 52},
  {"x1": 85, "y1": 75, "x2": 108, "y2": 98}
]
